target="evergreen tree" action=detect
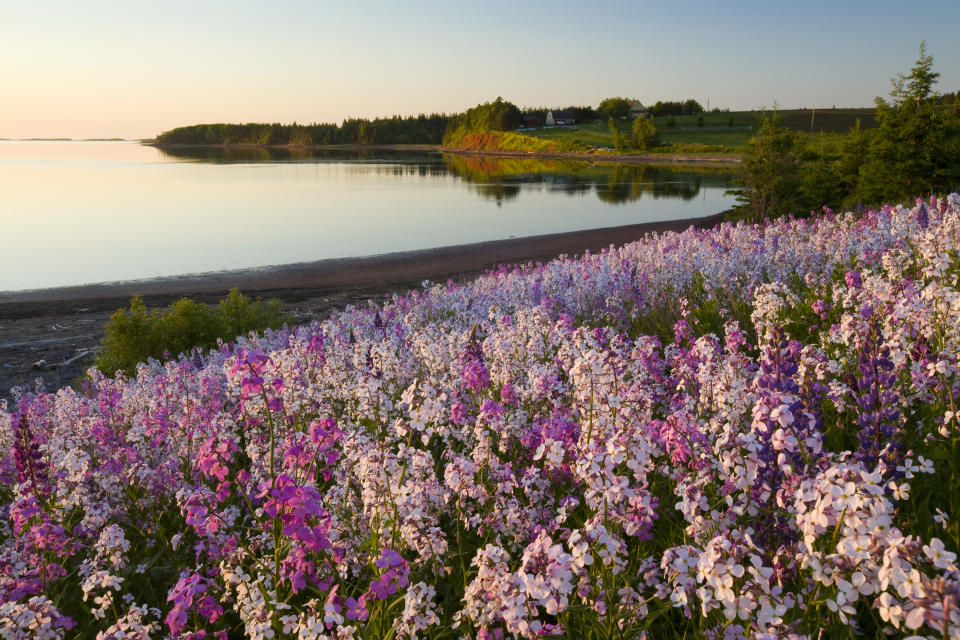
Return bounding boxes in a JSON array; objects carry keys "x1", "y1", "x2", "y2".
[
  {"x1": 797, "y1": 134, "x2": 843, "y2": 214},
  {"x1": 835, "y1": 119, "x2": 868, "y2": 207},
  {"x1": 903, "y1": 42, "x2": 939, "y2": 108},
  {"x1": 858, "y1": 42, "x2": 960, "y2": 202}
]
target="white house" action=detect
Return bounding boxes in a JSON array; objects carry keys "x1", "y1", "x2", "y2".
[
  {"x1": 545, "y1": 109, "x2": 576, "y2": 126},
  {"x1": 629, "y1": 100, "x2": 647, "y2": 119}
]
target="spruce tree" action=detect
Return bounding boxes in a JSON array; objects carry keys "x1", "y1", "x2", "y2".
[{"x1": 858, "y1": 42, "x2": 960, "y2": 202}]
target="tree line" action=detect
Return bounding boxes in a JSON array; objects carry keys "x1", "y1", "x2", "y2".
[
  {"x1": 648, "y1": 99, "x2": 705, "y2": 117},
  {"x1": 442, "y1": 97, "x2": 523, "y2": 145},
  {"x1": 732, "y1": 43, "x2": 960, "y2": 221},
  {"x1": 595, "y1": 97, "x2": 705, "y2": 120},
  {"x1": 153, "y1": 94, "x2": 712, "y2": 147},
  {"x1": 154, "y1": 114, "x2": 451, "y2": 146},
  {"x1": 519, "y1": 105, "x2": 599, "y2": 123}
]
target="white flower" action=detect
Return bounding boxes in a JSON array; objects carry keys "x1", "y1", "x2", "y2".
[
  {"x1": 826, "y1": 593, "x2": 856, "y2": 624},
  {"x1": 888, "y1": 481, "x2": 910, "y2": 500},
  {"x1": 898, "y1": 458, "x2": 919, "y2": 478},
  {"x1": 922, "y1": 538, "x2": 957, "y2": 570},
  {"x1": 904, "y1": 605, "x2": 926, "y2": 631},
  {"x1": 932, "y1": 508, "x2": 950, "y2": 530}
]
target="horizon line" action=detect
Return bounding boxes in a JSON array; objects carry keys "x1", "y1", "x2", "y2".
[{"x1": 2, "y1": 102, "x2": 881, "y2": 141}]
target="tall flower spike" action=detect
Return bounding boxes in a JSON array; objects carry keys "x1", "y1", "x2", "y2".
[
  {"x1": 12, "y1": 403, "x2": 51, "y2": 501},
  {"x1": 853, "y1": 319, "x2": 904, "y2": 472}
]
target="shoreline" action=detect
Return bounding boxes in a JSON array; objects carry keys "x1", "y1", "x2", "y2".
[
  {"x1": 0, "y1": 213, "x2": 727, "y2": 398},
  {"x1": 148, "y1": 142, "x2": 741, "y2": 167},
  {"x1": 1, "y1": 212, "x2": 727, "y2": 312}
]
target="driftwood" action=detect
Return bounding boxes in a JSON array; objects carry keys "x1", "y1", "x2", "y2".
[
  {"x1": 40, "y1": 348, "x2": 101, "y2": 371},
  {"x1": 57, "y1": 348, "x2": 100, "y2": 368},
  {"x1": 2, "y1": 334, "x2": 94, "y2": 349}
]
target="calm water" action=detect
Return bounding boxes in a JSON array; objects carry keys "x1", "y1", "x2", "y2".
[{"x1": 0, "y1": 141, "x2": 736, "y2": 291}]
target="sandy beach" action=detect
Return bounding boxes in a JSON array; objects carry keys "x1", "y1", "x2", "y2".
[{"x1": 0, "y1": 212, "x2": 726, "y2": 401}]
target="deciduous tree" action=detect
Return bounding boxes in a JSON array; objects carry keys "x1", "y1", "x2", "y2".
[
  {"x1": 598, "y1": 97, "x2": 632, "y2": 121},
  {"x1": 631, "y1": 116, "x2": 660, "y2": 151}
]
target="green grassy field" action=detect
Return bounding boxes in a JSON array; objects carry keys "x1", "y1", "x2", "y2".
[
  {"x1": 649, "y1": 108, "x2": 876, "y2": 132},
  {"x1": 657, "y1": 129, "x2": 754, "y2": 147},
  {"x1": 523, "y1": 107, "x2": 876, "y2": 156},
  {"x1": 527, "y1": 119, "x2": 747, "y2": 153},
  {"x1": 523, "y1": 123, "x2": 615, "y2": 149}
]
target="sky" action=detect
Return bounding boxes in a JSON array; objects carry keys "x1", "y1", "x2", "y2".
[{"x1": 2, "y1": 0, "x2": 959, "y2": 139}]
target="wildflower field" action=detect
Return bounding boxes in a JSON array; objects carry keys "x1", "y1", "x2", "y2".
[{"x1": 3, "y1": 196, "x2": 960, "y2": 639}]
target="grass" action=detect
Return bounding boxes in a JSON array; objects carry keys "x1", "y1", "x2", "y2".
[
  {"x1": 522, "y1": 124, "x2": 615, "y2": 149},
  {"x1": 651, "y1": 108, "x2": 877, "y2": 132},
  {"x1": 656, "y1": 129, "x2": 753, "y2": 147},
  {"x1": 444, "y1": 131, "x2": 590, "y2": 153},
  {"x1": 521, "y1": 107, "x2": 876, "y2": 157},
  {"x1": 527, "y1": 120, "x2": 745, "y2": 155}
]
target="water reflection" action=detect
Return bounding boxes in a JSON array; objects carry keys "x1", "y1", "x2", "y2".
[
  {"x1": 443, "y1": 155, "x2": 727, "y2": 205},
  {"x1": 155, "y1": 146, "x2": 735, "y2": 206},
  {"x1": 2, "y1": 141, "x2": 737, "y2": 290},
  {"x1": 155, "y1": 145, "x2": 444, "y2": 166}
]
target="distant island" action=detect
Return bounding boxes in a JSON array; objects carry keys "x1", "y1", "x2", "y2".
[
  {"x1": 148, "y1": 97, "x2": 880, "y2": 164},
  {"x1": 4, "y1": 137, "x2": 129, "y2": 142}
]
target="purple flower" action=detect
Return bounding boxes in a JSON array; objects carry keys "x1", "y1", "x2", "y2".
[
  {"x1": 916, "y1": 201, "x2": 930, "y2": 229},
  {"x1": 11, "y1": 401, "x2": 52, "y2": 500},
  {"x1": 462, "y1": 361, "x2": 490, "y2": 392},
  {"x1": 366, "y1": 548, "x2": 410, "y2": 602},
  {"x1": 165, "y1": 572, "x2": 223, "y2": 637},
  {"x1": 459, "y1": 327, "x2": 490, "y2": 392},
  {"x1": 749, "y1": 330, "x2": 822, "y2": 545},
  {"x1": 853, "y1": 322, "x2": 904, "y2": 471},
  {"x1": 844, "y1": 270, "x2": 863, "y2": 289},
  {"x1": 344, "y1": 596, "x2": 369, "y2": 621}
]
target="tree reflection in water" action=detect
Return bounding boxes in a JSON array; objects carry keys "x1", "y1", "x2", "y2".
[
  {"x1": 442, "y1": 155, "x2": 733, "y2": 204},
  {"x1": 155, "y1": 146, "x2": 734, "y2": 205}
]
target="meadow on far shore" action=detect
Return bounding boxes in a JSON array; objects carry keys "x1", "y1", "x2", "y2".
[{"x1": 145, "y1": 105, "x2": 883, "y2": 164}]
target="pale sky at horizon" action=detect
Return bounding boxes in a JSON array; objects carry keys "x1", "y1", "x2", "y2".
[{"x1": 2, "y1": 0, "x2": 959, "y2": 139}]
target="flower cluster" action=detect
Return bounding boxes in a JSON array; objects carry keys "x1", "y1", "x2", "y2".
[{"x1": 1, "y1": 195, "x2": 959, "y2": 638}]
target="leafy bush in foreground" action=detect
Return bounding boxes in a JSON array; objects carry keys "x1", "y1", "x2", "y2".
[
  {"x1": 95, "y1": 288, "x2": 287, "y2": 376},
  {"x1": 2, "y1": 196, "x2": 960, "y2": 639}
]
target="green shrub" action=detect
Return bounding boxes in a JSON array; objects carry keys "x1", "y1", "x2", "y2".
[{"x1": 96, "y1": 288, "x2": 288, "y2": 376}]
